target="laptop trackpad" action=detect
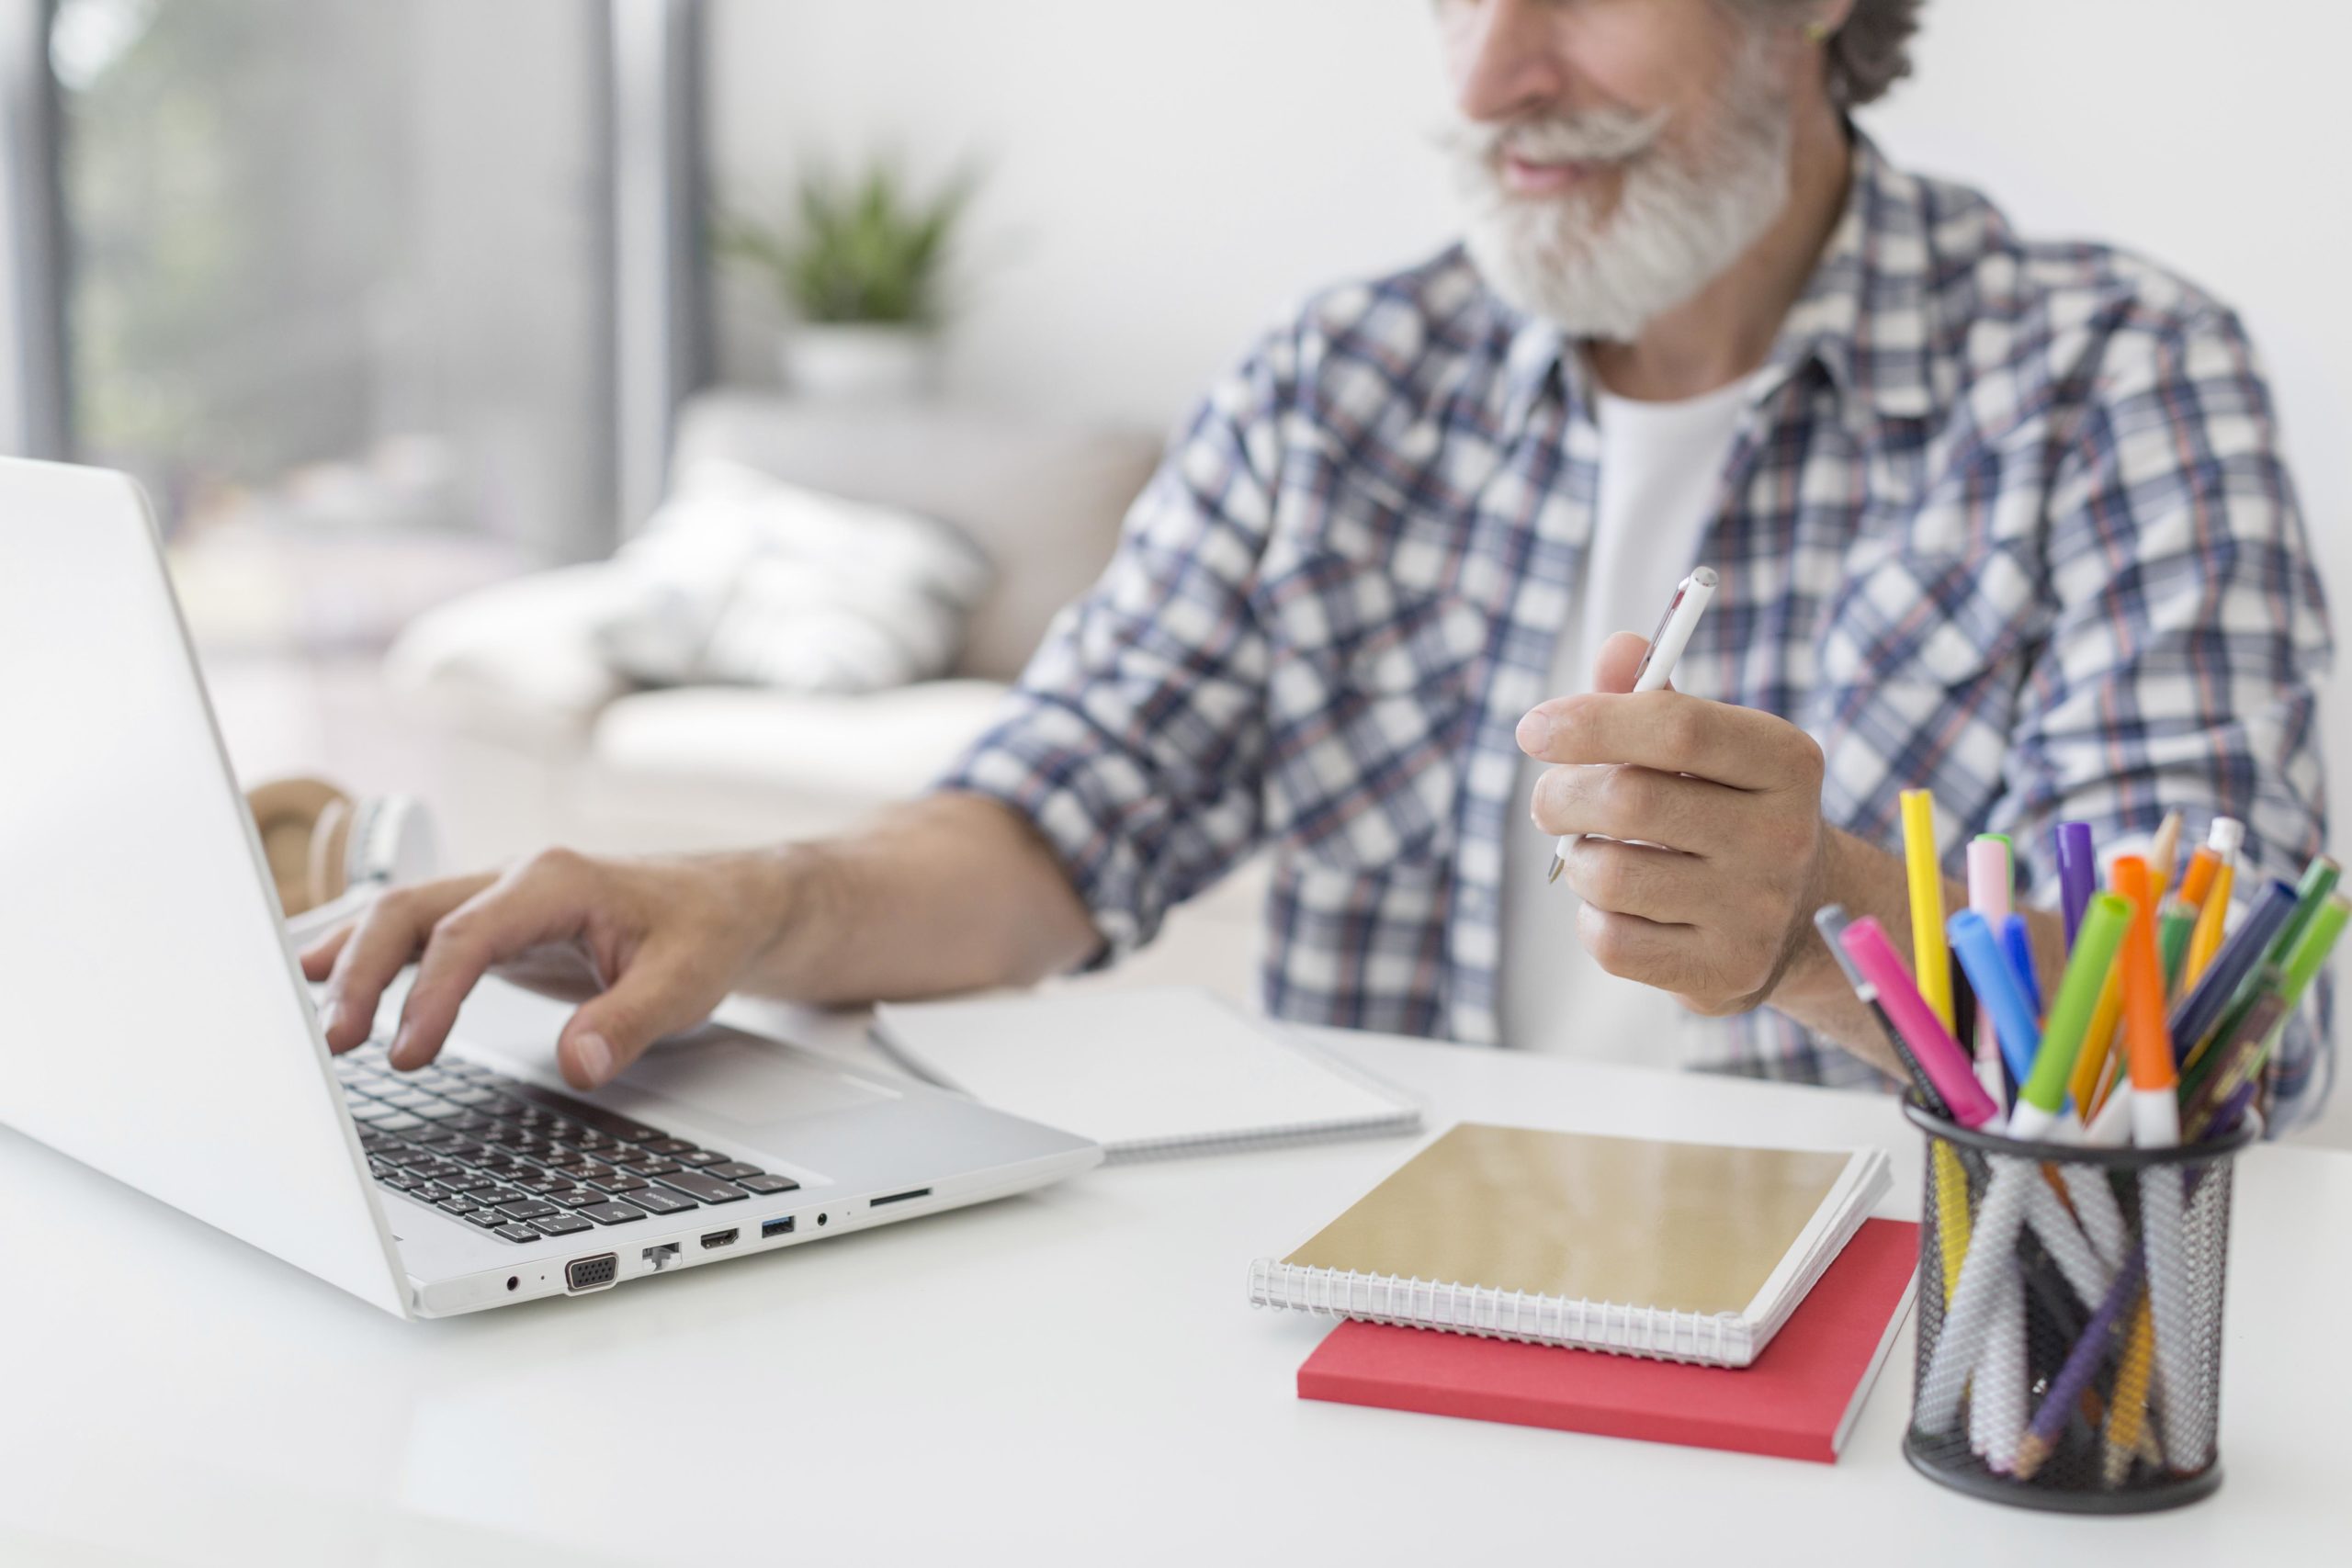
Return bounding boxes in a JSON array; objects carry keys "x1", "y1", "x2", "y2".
[{"x1": 611, "y1": 1032, "x2": 893, "y2": 1127}]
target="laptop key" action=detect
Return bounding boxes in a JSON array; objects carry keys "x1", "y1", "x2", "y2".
[
  {"x1": 496, "y1": 1200, "x2": 559, "y2": 1221},
  {"x1": 673, "y1": 1149, "x2": 726, "y2": 1168},
  {"x1": 497, "y1": 1080, "x2": 666, "y2": 1144},
  {"x1": 514, "y1": 1175, "x2": 575, "y2": 1194},
  {"x1": 704, "y1": 1161, "x2": 763, "y2": 1181},
  {"x1": 464, "y1": 1209, "x2": 507, "y2": 1228},
  {"x1": 624, "y1": 1186, "x2": 695, "y2": 1215},
  {"x1": 579, "y1": 1201, "x2": 648, "y2": 1225},
  {"x1": 652, "y1": 1171, "x2": 748, "y2": 1204},
  {"x1": 548, "y1": 1189, "x2": 606, "y2": 1209},
  {"x1": 627, "y1": 1159, "x2": 683, "y2": 1177},
  {"x1": 587, "y1": 1172, "x2": 649, "y2": 1193},
  {"x1": 372, "y1": 1113, "x2": 425, "y2": 1133},
  {"x1": 494, "y1": 1224, "x2": 542, "y2": 1243},
  {"x1": 435, "y1": 1196, "x2": 476, "y2": 1215},
  {"x1": 737, "y1": 1174, "x2": 800, "y2": 1194},
  {"x1": 529, "y1": 1213, "x2": 594, "y2": 1237}
]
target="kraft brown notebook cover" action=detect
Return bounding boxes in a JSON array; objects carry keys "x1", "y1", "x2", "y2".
[{"x1": 1247, "y1": 1122, "x2": 1891, "y2": 1366}]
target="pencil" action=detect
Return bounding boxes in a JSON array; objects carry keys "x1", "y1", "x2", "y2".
[
  {"x1": 2183, "y1": 818, "x2": 2245, "y2": 987},
  {"x1": 2071, "y1": 857, "x2": 2151, "y2": 1121}
]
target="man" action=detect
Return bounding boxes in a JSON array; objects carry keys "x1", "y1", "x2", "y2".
[{"x1": 312, "y1": 0, "x2": 2331, "y2": 1114}]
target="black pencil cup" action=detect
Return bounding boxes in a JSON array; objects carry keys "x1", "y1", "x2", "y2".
[{"x1": 1901, "y1": 1100, "x2": 2256, "y2": 1513}]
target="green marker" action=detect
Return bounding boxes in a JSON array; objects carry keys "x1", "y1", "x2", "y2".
[
  {"x1": 2158, "y1": 907, "x2": 2199, "y2": 998},
  {"x1": 2011, "y1": 892, "x2": 2131, "y2": 1140},
  {"x1": 2267, "y1": 856, "x2": 2342, "y2": 968},
  {"x1": 2245, "y1": 895, "x2": 2351, "y2": 1089}
]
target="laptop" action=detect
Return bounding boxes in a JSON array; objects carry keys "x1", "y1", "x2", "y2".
[{"x1": 0, "y1": 455, "x2": 1102, "y2": 1317}]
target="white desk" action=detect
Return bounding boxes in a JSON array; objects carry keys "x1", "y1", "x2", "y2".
[{"x1": 4, "y1": 1015, "x2": 2347, "y2": 1565}]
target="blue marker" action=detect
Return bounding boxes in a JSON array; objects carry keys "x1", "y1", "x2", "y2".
[
  {"x1": 1951, "y1": 909, "x2": 2042, "y2": 1089},
  {"x1": 2000, "y1": 914, "x2": 2044, "y2": 1017}
]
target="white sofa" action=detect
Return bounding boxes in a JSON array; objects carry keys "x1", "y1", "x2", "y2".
[{"x1": 384, "y1": 389, "x2": 1267, "y2": 997}]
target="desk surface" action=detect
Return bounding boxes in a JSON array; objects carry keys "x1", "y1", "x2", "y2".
[{"x1": 5, "y1": 1010, "x2": 2348, "y2": 1565}]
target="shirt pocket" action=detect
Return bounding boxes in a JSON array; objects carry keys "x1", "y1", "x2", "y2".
[
  {"x1": 1808, "y1": 549, "x2": 2034, "y2": 821},
  {"x1": 1257, "y1": 556, "x2": 1490, "y2": 873}
]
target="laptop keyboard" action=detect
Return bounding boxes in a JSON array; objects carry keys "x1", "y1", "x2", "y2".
[{"x1": 334, "y1": 1041, "x2": 799, "y2": 1244}]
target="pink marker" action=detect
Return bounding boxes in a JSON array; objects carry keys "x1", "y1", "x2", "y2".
[
  {"x1": 1966, "y1": 838, "x2": 2013, "y2": 1103},
  {"x1": 1840, "y1": 917, "x2": 2001, "y2": 1129}
]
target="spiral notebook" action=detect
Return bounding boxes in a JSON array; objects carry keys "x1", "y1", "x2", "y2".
[
  {"x1": 868, "y1": 987, "x2": 1420, "y2": 1160},
  {"x1": 1248, "y1": 1122, "x2": 1892, "y2": 1367}
]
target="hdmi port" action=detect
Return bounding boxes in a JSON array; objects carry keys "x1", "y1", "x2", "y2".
[{"x1": 700, "y1": 1228, "x2": 739, "y2": 1250}]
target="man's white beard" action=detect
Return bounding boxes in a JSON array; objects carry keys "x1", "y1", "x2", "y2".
[{"x1": 1449, "y1": 56, "x2": 1793, "y2": 342}]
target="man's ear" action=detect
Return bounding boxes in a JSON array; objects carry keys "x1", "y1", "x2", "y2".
[{"x1": 1806, "y1": 1, "x2": 1860, "y2": 40}]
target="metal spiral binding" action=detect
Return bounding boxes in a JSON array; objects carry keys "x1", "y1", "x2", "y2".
[{"x1": 1245, "y1": 1258, "x2": 1752, "y2": 1366}]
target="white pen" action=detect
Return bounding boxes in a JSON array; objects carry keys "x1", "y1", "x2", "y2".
[{"x1": 1546, "y1": 565, "x2": 1719, "y2": 884}]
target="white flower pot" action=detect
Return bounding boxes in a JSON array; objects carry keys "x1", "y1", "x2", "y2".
[{"x1": 778, "y1": 324, "x2": 939, "y2": 401}]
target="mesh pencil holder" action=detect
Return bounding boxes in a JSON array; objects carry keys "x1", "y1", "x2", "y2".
[{"x1": 1901, "y1": 1099, "x2": 2256, "y2": 1514}]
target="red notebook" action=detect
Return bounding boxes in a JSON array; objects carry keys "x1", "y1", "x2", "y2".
[{"x1": 1295, "y1": 1218, "x2": 1919, "y2": 1463}]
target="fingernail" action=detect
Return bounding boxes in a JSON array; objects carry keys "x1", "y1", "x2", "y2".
[
  {"x1": 389, "y1": 1025, "x2": 413, "y2": 1068},
  {"x1": 574, "y1": 1032, "x2": 613, "y2": 1087},
  {"x1": 1516, "y1": 711, "x2": 1553, "y2": 753}
]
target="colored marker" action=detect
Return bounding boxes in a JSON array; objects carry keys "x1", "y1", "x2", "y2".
[
  {"x1": 2268, "y1": 854, "x2": 2342, "y2": 967},
  {"x1": 1818, "y1": 905, "x2": 1951, "y2": 1120},
  {"x1": 2118, "y1": 858, "x2": 2179, "y2": 1149},
  {"x1": 2056, "y1": 820, "x2": 2097, "y2": 947},
  {"x1": 1999, "y1": 913, "x2": 2043, "y2": 1020},
  {"x1": 2070, "y1": 856, "x2": 2151, "y2": 1121},
  {"x1": 1900, "y1": 790, "x2": 1954, "y2": 1032},
  {"x1": 2016, "y1": 1247, "x2": 2142, "y2": 1480},
  {"x1": 1966, "y1": 837, "x2": 2013, "y2": 1104},
  {"x1": 1837, "y1": 918, "x2": 1999, "y2": 1129},
  {"x1": 2183, "y1": 818, "x2": 2245, "y2": 987},
  {"x1": 2168, "y1": 879, "x2": 2298, "y2": 1067},
  {"x1": 2012, "y1": 893, "x2": 2131, "y2": 1140},
  {"x1": 1948, "y1": 910, "x2": 2041, "y2": 1090}
]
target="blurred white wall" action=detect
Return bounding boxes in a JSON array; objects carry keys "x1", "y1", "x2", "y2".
[
  {"x1": 707, "y1": 0, "x2": 2346, "y2": 800},
  {"x1": 708, "y1": 0, "x2": 2350, "y2": 1134}
]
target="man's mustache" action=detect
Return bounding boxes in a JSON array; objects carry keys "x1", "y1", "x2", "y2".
[{"x1": 1439, "y1": 106, "x2": 1671, "y2": 172}]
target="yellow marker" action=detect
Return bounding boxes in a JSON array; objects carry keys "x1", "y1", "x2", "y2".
[
  {"x1": 2103, "y1": 1295, "x2": 2158, "y2": 1484},
  {"x1": 1900, "y1": 790, "x2": 1953, "y2": 1031},
  {"x1": 1929, "y1": 1144, "x2": 1971, "y2": 1310},
  {"x1": 2185, "y1": 860, "x2": 2235, "y2": 988}
]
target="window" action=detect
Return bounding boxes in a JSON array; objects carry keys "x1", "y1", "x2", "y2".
[{"x1": 45, "y1": 0, "x2": 619, "y2": 562}]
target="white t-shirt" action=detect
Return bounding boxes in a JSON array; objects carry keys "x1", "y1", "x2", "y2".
[{"x1": 1498, "y1": 377, "x2": 1751, "y2": 1061}]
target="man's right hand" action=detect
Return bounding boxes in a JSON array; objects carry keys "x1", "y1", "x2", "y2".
[{"x1": 299, "y1": 847, "x2": 798, "y2": 1090}]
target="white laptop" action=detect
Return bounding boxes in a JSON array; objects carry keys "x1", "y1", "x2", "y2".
[{"x1": 0, "y1": 455, "x2": 1102, "y2": 1317}]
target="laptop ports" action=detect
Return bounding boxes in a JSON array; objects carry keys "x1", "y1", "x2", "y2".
[
  {"x1": 699, "y1": 1228, "x2": 739, "y2": 1250},
  {"x1": 762, "y1": 1216, "x2": 795, "y2": 1240},
  {"x1": 564, "y1": 1253, "x2": 619, "y2": 1292}
]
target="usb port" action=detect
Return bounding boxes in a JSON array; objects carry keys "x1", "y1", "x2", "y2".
[
  {"x1": 700, "y1": 1228, "x2": 739, "y2": 1250},
  {"x1": 761, "y1": 1215, "x2": 795, "y2": 1239}
]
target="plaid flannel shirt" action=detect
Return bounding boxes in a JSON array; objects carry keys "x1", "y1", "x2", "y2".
[{"x1": 939, "y1": 133, "x2": 2335, "y2": 1108}]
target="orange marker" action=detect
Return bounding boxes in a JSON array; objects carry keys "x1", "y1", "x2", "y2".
[
  {"x1": 2119, "y1": 856, "x2": 2178, "y2": 1146},
  {"x1": 2072, "y1": 857, "x2": 2146, "y2": 1119}
]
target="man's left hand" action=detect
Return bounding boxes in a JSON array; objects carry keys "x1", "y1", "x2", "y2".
[{"x1": 1518, "y1": 632, "x2": 1836, "y2": 1017}]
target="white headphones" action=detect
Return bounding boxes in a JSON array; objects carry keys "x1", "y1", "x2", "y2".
[{"x1": 244, "y1": 776, "x2": 437, "y2": 937}]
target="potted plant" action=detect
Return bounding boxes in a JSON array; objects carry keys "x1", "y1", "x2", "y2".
[{"x1": 714, "y1": 158, "x2": 979, "y2": 401}]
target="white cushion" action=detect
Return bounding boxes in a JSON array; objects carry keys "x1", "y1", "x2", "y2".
[
  {"x1": 589, "y1": 678, "x2": 1013, "y2": 803},
  {"x1": 382, "y1": 563, "x2": 634, "y2": 748}
]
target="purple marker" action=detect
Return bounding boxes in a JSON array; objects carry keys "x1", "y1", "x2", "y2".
[
  {"x1": 2057, "y1": 821, "x2": 2097, "y2": 949},
  {"x1": 2014, "y1": 1246, "x2": 2143, "y2": 1480}
]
